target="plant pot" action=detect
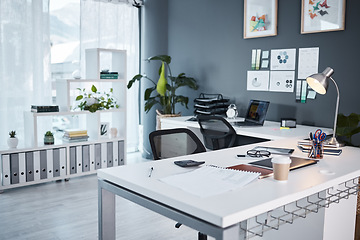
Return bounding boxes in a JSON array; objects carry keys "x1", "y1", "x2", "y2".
[
  {"x1": 156, "y1": 109, "x2": 181, "y2": 130},
  {"x1": 44, "y1": 136, "x2": 54, "y2": 145},
  {"x1": 7, "y1": 137, "x2": 18, "y2": 148}
]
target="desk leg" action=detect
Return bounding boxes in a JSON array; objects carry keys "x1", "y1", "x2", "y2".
[
  {"x1": 98, "y1": 182, "x2": 116, "y2": 240},
  {"x1": 216, "y1": 222, "x2": 246, "y2": 240}
]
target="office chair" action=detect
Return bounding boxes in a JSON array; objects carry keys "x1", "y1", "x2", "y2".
[
  {"x1": 197, "y1": 115, "x2": 237, "y2": 150},
  {"x1": 149, "y1": 128, "x2": 208, "y2": 240}
]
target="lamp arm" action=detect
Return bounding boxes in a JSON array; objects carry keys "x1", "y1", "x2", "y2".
[{"x1": 330, "y1": 76, "x2": 340, "y2": 137}]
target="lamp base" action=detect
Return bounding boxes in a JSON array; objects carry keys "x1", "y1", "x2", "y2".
[{"x1": 326, "y1": 136, "x2": 344, "y2": 148}]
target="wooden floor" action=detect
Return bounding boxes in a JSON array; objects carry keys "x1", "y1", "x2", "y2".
[{"x1": 0, "y1": 152, "x2": 207, "y2": 240}]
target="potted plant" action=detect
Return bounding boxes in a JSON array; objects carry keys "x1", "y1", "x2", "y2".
[
  {"x1": 74, "y1": 85, "x2": 119, "y2": 113},
  {"x1": 336, "y1": 113, "x2": 360, "y2": 146},
  {"x1": 44, "y1": 131, "x2": 54, "y2": 145},
  {"x1": 7, "y1": 131, "x2": 18, "y2": 148},
  {"x1": 127, "y1": 55, "x2": 198, "y2": 127}
]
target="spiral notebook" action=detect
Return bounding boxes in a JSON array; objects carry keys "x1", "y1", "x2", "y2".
[{"x1": 160, "y1": 165, "x2": 260, "y2": 198}]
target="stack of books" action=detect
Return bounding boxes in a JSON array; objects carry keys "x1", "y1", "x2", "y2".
[
  {"x1": 100, "y1": 71, "x2": 119, "y2": 79},
  {"x1": 63, "y1": 129, "x2": 89, "y2": 142},
  {"x1": 297, "y1": 140, "x2": 342, "y2": 156},
  {"x1": 31, "y1": 105, "x2": 59, "y2": 113}
]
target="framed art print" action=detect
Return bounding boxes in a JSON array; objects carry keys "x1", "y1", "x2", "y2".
[
  {"x1": 244, "y1": 0, "x2": 278, "y2": 39},
  {"x1": 301, "y1": 0, "x2": 346, "y2": 34}
]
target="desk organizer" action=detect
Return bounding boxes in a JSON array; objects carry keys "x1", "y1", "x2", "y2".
[
  {"x1": 194, "y1": 93, "x2": 229, "y2": 116},
  {"x1": 241, "y1": 177, "x2": 360, "y2": 239}
]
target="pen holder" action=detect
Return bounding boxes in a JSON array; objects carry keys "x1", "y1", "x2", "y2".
[{"x1": 308, "y1": 140, "x2": 324, "y2": 159}]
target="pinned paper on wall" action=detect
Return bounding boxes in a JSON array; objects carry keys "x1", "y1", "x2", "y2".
[
  {"x1": 262, "y1": 51, "x2": 269, "y2": 59},
  {"x1": 307, "y1": 90, "x2": 317, "y2": 99},
  {"x1": 269, "y1": 71, "x2": 295, "y2": 92},
  {"x1": 247, "y1": 71, "x2": 270, "y2": 91},
  {"x1": 256, "y1": 49, "x2": 261, "y2": 70},
  {"x1": 301, "y1": 80, "x2": 307, "y2": 103},
  {"x1": 296, "y1": 80, "x2": 302, "y2": 101},
  {"x1": 261, "y1": 60, "x2": 269, "y2": 69},
  {"x1": 298, "y1": 47, "x2": 319, "y2": 79},
  {"x1": 270, "y1": 48, "x2": 296, "y2": 70},
  {"x1": 251, "y1": 49, "x2": 256, "y2": 70}
]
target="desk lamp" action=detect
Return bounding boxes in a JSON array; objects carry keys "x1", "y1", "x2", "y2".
[{"x1": 306, "y1": 67, "x2": 343, "y2": 147}]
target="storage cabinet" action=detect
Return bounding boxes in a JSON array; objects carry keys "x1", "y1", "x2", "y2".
[{"x1": 0, "y1": 48, "x2": 127, "y2": 191}]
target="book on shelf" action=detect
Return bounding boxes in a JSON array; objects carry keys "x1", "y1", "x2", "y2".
[
  {"x1": 64, "y1": 129, "x2": 88, "y2": 135},
  {"x1": 100, "y1": 74, "x2": 118, "y2": 79},
  {"x1": 62, "y1": 135, "x2": 89, "y2": 142},
  {"x1": 31, "y1": 105, "x2": 59, "y2": 113}
]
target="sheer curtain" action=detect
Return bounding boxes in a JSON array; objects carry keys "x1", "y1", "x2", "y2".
[
  {"x1": 80, "y1": 0, "x2": 140, "y2": 152},
  {"x1": 0, "y1": 0, "x2": 51, "y2": 147}
]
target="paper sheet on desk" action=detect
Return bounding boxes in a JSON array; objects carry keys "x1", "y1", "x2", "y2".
[{"x1": 160, "y1": 166, "x2": 260, "y2": 198}]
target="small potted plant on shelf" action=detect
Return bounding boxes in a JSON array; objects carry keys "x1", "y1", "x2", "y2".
[
  {"x1": 44, "y1": 131, "x2": 54, "y2": 145},
  {"x1": 7, "y1": 131, "x2": 18, "y2": 148}
]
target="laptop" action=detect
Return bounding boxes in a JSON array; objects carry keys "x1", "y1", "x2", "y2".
[
  {"x1": 248, "y1": 156, "x2": 318, "y2": 171},
  {"x1": 233, "y1": 99, "x2": 270, "y2": 126}
]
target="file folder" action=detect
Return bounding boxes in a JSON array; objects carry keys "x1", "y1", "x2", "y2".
[
  {"x1": 101, "y1": 143, "x2": 107, "y2": 169},
  {"x1": 46, "y1": 149, "x2": 53, "y2": 179},
  {"x1": 33, "y1": 151, "x2": 41, "y2": 181},
  {"x1": 10, "y1": 153, "x2": 19, "y2": 184},
  {"x1": 69, "y1": 146, "x2": 77, "y2": 174},
  {"x1": 89, "y1": 144, "x2": 95, "y2": 171},
  {"x1": 52, "y1": 148, "x2": 60, "y2": 178},
  {"x1": 25, "y1": 151, "x2": 34, "y2": 182},
  {"x1": 82, "y1": 145, "x2": 90, "y2": 172},
  {"x1": 1, "y1": 154, "x2": 11, "y2": 186},
  {"x1": 118, "y1": 141, "x2": 125, "y2": 166},
  {"x1": 76, "y1": 146, "x2": 83, "y2": 174},
  {"x1": 40, "y1": 150, "x2": 47, "y2": 180},
  {"x1": 94, "y1": 144, "x2": 101, "y2": 170},
  {"x1": 59, "y1": 148, "x2": 66, "y2": 177},
  {"x1": 107, "y1": 142, "x2": 113, "y2": 168},
  {"x1": 19, "y1": 153, "x2": 26, "y2": 183},
  {"x1": 113, "y1": 141, "x2": 119, "y2": 166}
]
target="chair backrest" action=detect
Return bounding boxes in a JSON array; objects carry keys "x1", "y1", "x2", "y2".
[
  {"x1": 149, "y1": 128, "x2": 206, "y2": 160},
  {"x1": 197, "y1": 115, "x2": 237, "y2": 150}
]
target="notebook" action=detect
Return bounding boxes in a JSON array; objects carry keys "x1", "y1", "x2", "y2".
[
  {"x1": 227, "y1": 164, "x2": 273, "y2": 179},
  {"x1": 160, "y1": 165, "x2": 260, "y2": 198},
  {"x1": 232, "y1": 99, "x2": 270, "y2": 126}
]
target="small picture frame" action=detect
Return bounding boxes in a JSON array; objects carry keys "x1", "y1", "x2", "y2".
[
  {"x1": 301, "y1": 0, "x2": 346, "y2": 34},
  {"x1": 243, "y1": 0, "x2": 278, "y2": 39},
  {"x1": 100, "y1": 122, "x2": 109, "y2": 138}
]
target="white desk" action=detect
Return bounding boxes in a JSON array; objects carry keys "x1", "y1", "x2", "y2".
[
  {"x1": 97, "y1": 139, "x2": 360, "y2": 240},
  {"x1": 160, "y1": 116, "x2": 333, "y2": 141}
]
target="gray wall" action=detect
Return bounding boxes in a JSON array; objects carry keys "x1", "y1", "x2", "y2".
[{"x1": 142, "y1": 0, "x2": 360, "y2": 148}]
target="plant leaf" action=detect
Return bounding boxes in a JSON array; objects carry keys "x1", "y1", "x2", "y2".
[
  {"x1": 144, "y1": 87, "x2": 156, "y2": 100},
  {"x1": 147, "y1": 55, "x2": 171, "y2": 65},
  {"x1": 91, "y1": 85, "x2": 97, "y2": 93},
  {"x1": 127, "y1": 74, "x2": 143, "y2": 89},
  {"x1": 76, "y1": 95, "x2": 83, "y2": 101}
]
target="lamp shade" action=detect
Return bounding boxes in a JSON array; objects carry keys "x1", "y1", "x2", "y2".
[{"x1": 306, "y1": 67, "x2": 334, "y2": 95}]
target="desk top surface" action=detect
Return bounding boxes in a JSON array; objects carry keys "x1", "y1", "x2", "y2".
[
  {"x1": 98, "y1": 139, "x2": 360, "y2": 228},
  {"x1": 160, "y1": 116, "x2": 333, "y2": 140}
]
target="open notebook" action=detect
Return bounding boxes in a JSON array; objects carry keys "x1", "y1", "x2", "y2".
[{"x1": 160, "y1": 165, "x2": 260, "y2": 198}]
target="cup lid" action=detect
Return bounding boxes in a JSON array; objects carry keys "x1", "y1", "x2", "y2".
[{"x1": 271, "y1": 156, "x2": 292, "y2": 164}]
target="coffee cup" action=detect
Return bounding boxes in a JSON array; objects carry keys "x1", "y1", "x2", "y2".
[{"x1": 271, "y1": 156, "x2": 292, "y2": 181}]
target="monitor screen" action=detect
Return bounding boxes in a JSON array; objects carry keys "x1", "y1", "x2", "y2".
[{"x1": 245, "y1": 100, "x2": 270, "y2": 124}]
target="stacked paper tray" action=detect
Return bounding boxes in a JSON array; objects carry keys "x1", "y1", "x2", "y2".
[{"x1": 194, "y1": 93, "x2": 229, "y2": 116}]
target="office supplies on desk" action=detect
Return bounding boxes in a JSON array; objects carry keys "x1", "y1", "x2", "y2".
[
  {"x1": 174, "y1": 160, "x2": 205, "y2": 167},
  {"x1": 232, "y1": 100, "x2": 270, "y2": 127},
  {"x1": 252, "y1": 146, "x2": 294, "y2": 155},
  {"x1": 148, "y1": 167, "x2": 154, "y2": 177},
  {"x1": 160, "y1": 165, "x2": 260, "y2": 198},
  {"x1": 227, "y1": 164, "x2": 273, "y2": 179},
  {"x1": 248, "y1": 157, "x2": 318, "y2": 171}
]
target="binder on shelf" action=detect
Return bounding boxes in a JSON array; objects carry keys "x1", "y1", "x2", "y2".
[
  {"x1": 101, "y1": 143, "x2": 108, "y2": 169},
  {"x1": 46, "y1": 149, "x2": 54, "y2": 179},
  {"x1": 25, "y1": 152, "x2": 34, "y2": 182},
  {"x1": 95, "y1": 144, "x2": 101, "y2": 170},
  {"x1": 113, "y1": 141, "x2": 119, "y2": 166},
  {"x1": 33, "y1": 151, "x2": 41, "y2": 181},
  {"x1": 118, "y1": 141, "x2": 125, "y2": 166},
  {"x1": 69, "y1": 146, "x2": 77, "y2": 174},
  {"x1": 76, "y1": 146, "x2": 83, "y2": 174},
  {"x1": 107, "y1": 142, "x2": 113, "y2": 168},
  {"x1": 59, "y1": 148, "x2": 66, "y2": 177},
  {"x1": 40, "y1": 150, "x2": 47, "y2": 180},
  {"x1": 10, "y1": 153, "x2": 20, "y2": 184},
  {"x1": 53, "y1": 148, "x2": 61, "y2": 178},
  {"x1": 82, "y1": 145, "x2": 90, "y2": 172},
  {"x1": 89, "y1": 144, "x2": 95, "y2": 171},
  {"x1": 19, "y1": 153, "x2": 26, "y2": 183},
  {"x1": 1, "y1": 154, "x2": 11, "y2": 186}
]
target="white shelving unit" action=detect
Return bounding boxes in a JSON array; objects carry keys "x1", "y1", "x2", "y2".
[{"x1": 1, "y1": 48, "x2": 127, "y2": 191}]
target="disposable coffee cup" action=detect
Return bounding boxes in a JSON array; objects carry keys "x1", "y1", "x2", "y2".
[{"x1": 271, "y1": 156, "x2": 292, "y2": 181}]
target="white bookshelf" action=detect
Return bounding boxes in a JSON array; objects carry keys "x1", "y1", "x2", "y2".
[{"x1": 1, "y1": 48, "x2": 127, "y2": 191}]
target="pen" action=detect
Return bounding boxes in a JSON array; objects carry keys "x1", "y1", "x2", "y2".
[
  {"x1": 237, "y1": 155, "x2": 246, "y2": 158},
  {"x1": 148, "y1": 167, "x2": 154, "y2": 177}
]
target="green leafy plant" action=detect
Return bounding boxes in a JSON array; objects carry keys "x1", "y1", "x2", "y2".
[
  {"x1": 75, "y1": 85, "x2": 119, "y2": 113},
  {"x1": 9, "y1": 131, "x2": 16, "y2": 138},
  {"x1": 336, "y1": 113, "x2": 360, "y2": 146},
  {"x1": 44, "y1": 131, "x2": 53, "y2": 137},
  {"x1": 127, "y1": 55, "x2": 198, "y2": 114}
]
